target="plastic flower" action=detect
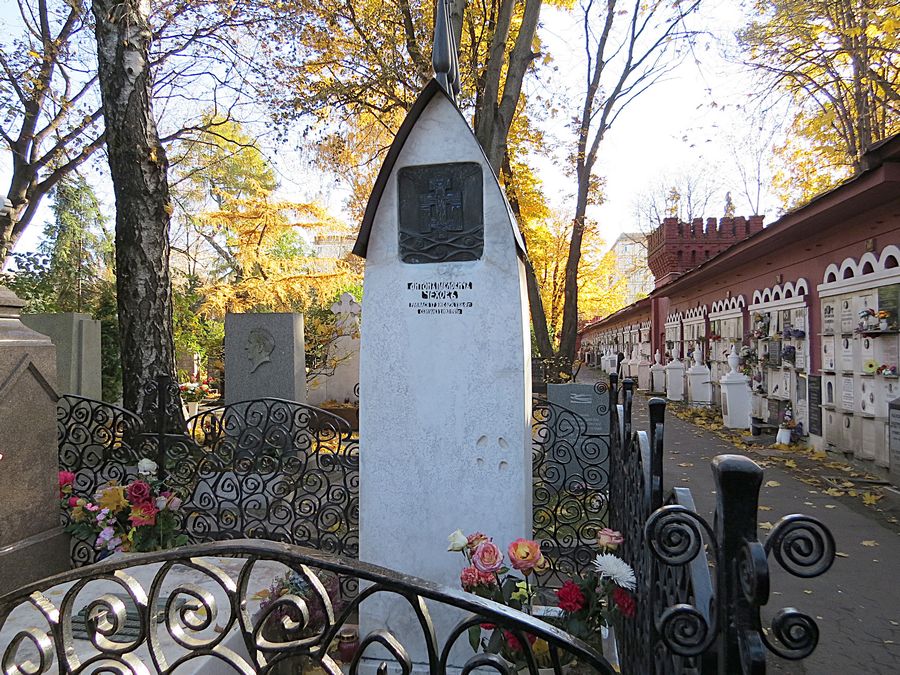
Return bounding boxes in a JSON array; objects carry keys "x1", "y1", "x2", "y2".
[
  {"x1": 597, "y1": 528, "x2": 624, "y2": 550},
  {"x1": 126, "y1": 480, "x2": 152, "y2": 505},
  {"x1": 472, "y1": 540, "x2": 504, "y2": 573},
  {"x1": 137, "y1": 458, "x2": 158, "y2": 476},
  {"x1": 593, "y1": 554, "x2": 636, "y2": 591},
  {"x1": 502, "y1": 630, "x2": 537, "y2": 652},
  {"x1": 447, "y1": 529, "x2": 468, "y2": 552},
  {"x1": 507, "y1": 538, "x2": 542, "y2": 573},
  {"x1": 556, "y1": 580, "x2": 586, "y2": 613},
  {"x1": 58, "y1": 471, "x2": 76, "y2": 497},
  {"x1": 97, "y1": 486, "x2": 129, "y2": 513},
  {"x1": 509, "y1": 581, "x2": 530, "y2": 603},
  {"x1": 129, "y1": 502, "x2": 159, "y2": 527}
]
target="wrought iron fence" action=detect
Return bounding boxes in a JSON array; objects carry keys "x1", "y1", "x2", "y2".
[
  {"x1": 60, "y1": 377, "x2": 607, "y2": 585},
  {"x1": 58, "y1": 377, "x2": 359, "y2": 581},
  {"x1": 0, "y1": 539, "x2": 614, "y2": 674},
  {"x1": 608, "y1": 376, "x2": 836, "y2": 674},
  {"x1": 532, "y1": 380, "x2": 611, "y2": 584}
]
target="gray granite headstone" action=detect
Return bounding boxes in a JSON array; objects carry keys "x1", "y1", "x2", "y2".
[
  {"x1": 21, "y1": 312, "x2": 102, "y2": 399},
  {"x1": 0, "y1": 287, "x2": 70, "y2": 594},
  {"x1": 547, "y1": 383, "x2": 610, "y2": 436},
  {"x1": 224, "y1": 313, "x2": 306, "y2": 404}
]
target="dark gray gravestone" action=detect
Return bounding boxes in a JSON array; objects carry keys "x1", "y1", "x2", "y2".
[
  {"x1": 890, "y1": 398, "x2": 900, "y2": 484},
  {"x1": 808, "y1": 375, "x2": 823, "y2": 436},
  {"x1": 547, "y1": 383, "x2": 610, "y2": 436}
]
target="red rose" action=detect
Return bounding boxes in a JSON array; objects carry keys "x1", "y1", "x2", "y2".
[
  {"x1": 556, "y1": 580, "x2": 586, "y2": 613},
  {"x1": 613, "y1": 587, "x2": 636, "y2": 618},
  {"x1": 502, "y1": 630, "x2": 537, "y2": 652},
  {"x1": 67, "y1": 496, "x2": 79, "y2": 507},
  {"x1": 126, "y1": 480, "x2": 152, "y2": 504}
]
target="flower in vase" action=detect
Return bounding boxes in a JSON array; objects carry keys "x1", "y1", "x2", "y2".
[
  {"x1": 460, "y1": 565, "x2": 497, "y2": 591},
  {"x1": 129, "y1": 502, "x2": 159, "y2": 527},
  {"x1": 126, "y1": 480, "x2": 152, "y2": 505},
  {"x1": 613, "y1": 587, "x2": 636, "y2": 618},
  {"x1": 556, "y1": 580, "x2": 586, "y2": 612},
  {"x1": 508, "y1": 538, "x2": 542, "y2": 573},
  {"x1": 447, "y1": 529, "x2": 468, "y2": 551},
  {"x1": 472, "y1": 540, "x2": 504, "y2": 573},
  {"x1": 593, "y1": 553, "x2": 636, "y2": 591}
]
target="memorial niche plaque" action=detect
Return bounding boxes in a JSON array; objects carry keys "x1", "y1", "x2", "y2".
[{"x1": 398, "y1": 162, "x2": 483, "y2": 263}]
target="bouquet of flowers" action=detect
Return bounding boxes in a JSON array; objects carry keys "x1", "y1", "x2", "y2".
[
  {"x1": 448, "y1": 528, "x2": 636, "y2": 665},
  {"x1": 179, "y1": 379, "x2": 213, "y2": 403},
  {"x1": 252, "y1": 569, "x2": 343, "y2": 639},
  {"x1": 60, "y1": 459, "x2": 188, "y2": 554}
]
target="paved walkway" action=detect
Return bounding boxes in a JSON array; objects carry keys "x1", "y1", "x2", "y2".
[{"x1": 576, "y1": 369, "x2": 900, "y2": 673}]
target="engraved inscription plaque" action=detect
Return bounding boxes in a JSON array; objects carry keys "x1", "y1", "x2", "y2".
[{"x1": 398, "y1": 162, "x2": 483, "y2": 263}]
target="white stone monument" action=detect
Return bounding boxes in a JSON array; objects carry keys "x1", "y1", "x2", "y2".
[
  {"x1": 627, "y1": 344, "x2": 640, "y2": 378},
  {"x1": 687, "y1": 343, "x2": 713, "y2": 405},
  {"x1": 637, "y1": 347, "x2": 652, "y2": 391},
  {"x1": 307, "y1": 293, "x2": 361, "y2": 406},
  {"x1": 720, "y1": 345, "x2": 752, "y2": 429},
  {"x1": 650, "y1": 349, "x2": 667, "y2": 394},
  {"x1": 354, "y1": 74, "x2": 532, "y2": 665},
  {"x1": 665, "y1": 355, "x2": 686, "y2": 402}
]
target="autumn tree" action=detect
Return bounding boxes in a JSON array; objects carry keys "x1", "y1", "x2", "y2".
[
  {"x1": 0, "y1": 0, "x2": 294, "y2": 263},
  {"x1": 739, "y1": 0, "x2": 900, "y2": 206},
  {"x1": 632, "y1": 167, "x2": 721, "y2": 233},
  {"x1": 555, "y1": 0, "x2": 702, "y2": 368}
]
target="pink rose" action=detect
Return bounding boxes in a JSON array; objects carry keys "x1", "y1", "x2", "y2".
[
  {"x1": 128, "y1": 501, "x2": 158, "y2": 527},
  {"x1": 58, "y1": 471, "x2": 76, "y2": 496},
  {"x1": 597, "y1": 528, "x2": 624, "y2": 550},
  {"x1": 126, "y1": 480, "x2": 152, "y2": 504},
  {"x1": 466, "y1": 532, "x2": 488, "y2": 551},
  {"x1": 507, "y1": 538, "x2": 542, "y2": 573},
  {"x1": 460, "y1": 565, "x2": 498, "y2": 591},
  {"x1": 472, "y1": 540, "x2": 504, "y2": 573}
]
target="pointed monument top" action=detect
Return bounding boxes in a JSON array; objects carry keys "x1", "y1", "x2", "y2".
[{"x1": 432, "y1": 0, "x2": 460, "y2": 100}]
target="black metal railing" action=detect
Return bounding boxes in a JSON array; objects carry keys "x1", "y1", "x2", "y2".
[
  {"x1": 58, "y1": 377, "x2": 359, "y2": 579},
  {"x1": 60, "y1": 377, "x2": 607, "y2": 584},
  {"x1": 532, "y1": 380, "x2": 611, "y2": 584},
  {"x1": 608, "y1": 376, "x2": 835, "y2": 674},
  {"x1": 0, "y1": 539, "x2": 615, "y2": 674}
]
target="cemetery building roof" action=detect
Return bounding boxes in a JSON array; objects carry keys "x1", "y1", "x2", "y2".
[{"x1": 352, "y1": 78, "x2": 527, "y2": 260}]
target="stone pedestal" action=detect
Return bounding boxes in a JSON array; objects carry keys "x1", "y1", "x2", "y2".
[
  {"x1": 637, "y1": 353, "x2": 651, "y2": 391},
  {"x1": 650, "y1": 350, "x2": 666, "y2": 394},
  {"x1": 687, "y1": 346, "x2": 713, "y2": 405},
  {"x1": 720, "y1": 346, "x2": 751, "y2": 429},
  {"x1": 665, "y1": 357, "x2": 686, "y2": 402},
  {"x1": 21, "y1": 312, "x2": 101, "y2": 399},
  {"x1": 355, "y1": 81, "x2": 531, "y2": 665},
  {"x1": 0, "y1": 287, "x2": 69, "y2": 595},
  {"x1": 224, "y1": 313, "x2": 306, "y2": 404}
]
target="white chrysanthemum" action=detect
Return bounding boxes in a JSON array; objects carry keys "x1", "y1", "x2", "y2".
[{"x1": 592, "y1": 554, "x2": 636, "y2": 591}]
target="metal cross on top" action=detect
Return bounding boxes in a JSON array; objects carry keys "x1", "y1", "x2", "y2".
[{"x1": 432, "y1": 0, "x2": 460, "y2": 99}]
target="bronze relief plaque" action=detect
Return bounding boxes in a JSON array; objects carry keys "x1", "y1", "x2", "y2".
[{"x1": 397, "y1": 162, "x2": 483, "y2": 263}]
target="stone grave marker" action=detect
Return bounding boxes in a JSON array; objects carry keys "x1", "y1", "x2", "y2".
[
  {"x1": 890, "y1": 397, "x2": 900, "y2": 482},
  {"x1": 224, "y1": 313, "x2": 306, "y2": 404},
  {"x1": 547, "y1": 382, "x2": 609, "y2": 436},
  {"x1": 21, "y1": 312, "x2": 101, "y2": 398},
  {"x1": 354, "y1": 71, "x2": 532, "y2": 664},
  {"x1": 307, "y1": 292, "x2": 360, "y2": 407},
  {"x1": 0, "y1": 287, "x2": 69, "y2": 594}
]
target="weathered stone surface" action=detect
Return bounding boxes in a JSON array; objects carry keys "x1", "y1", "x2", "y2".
[
  {"x1": 21, "y1": 312, "x2": 102, "y2": 398},
  {"x1": 224, "y1": 313, "x2": 306, "y2": 404},
  {"x1": 0, "y1": 287, "x2": 69, "y2": 594}
]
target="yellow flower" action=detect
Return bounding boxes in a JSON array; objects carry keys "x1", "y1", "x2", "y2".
[{"x1": 97, "y1": 485, "x2": 129, "y2": 512}]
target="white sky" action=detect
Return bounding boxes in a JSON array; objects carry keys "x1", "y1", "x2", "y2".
[{"x1": 6, "y1": 0, "x2": 780, "y2": 258}]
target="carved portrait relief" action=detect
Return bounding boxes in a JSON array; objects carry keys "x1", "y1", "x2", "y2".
[{"x1": 245, "y1": 328, "x2": 275, "y2": 372}]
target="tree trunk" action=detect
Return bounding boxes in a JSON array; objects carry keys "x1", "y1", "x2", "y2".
[{"x1": 92, "y1": 0, "x2": 178, "y2": 425}]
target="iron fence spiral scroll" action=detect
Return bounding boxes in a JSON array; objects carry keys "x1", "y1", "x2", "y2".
[
  {"x1": 0, "y1": 540, "x2": 615, "y2": 674},
  {"x1": 532, "y1": 382, "x2": 611, "y2": 585},
  {"x1": 57, "y1": 395, "x2": 146, "y2": 566}
]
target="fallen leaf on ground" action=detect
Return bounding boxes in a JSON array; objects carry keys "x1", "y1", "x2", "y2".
[
  {"x1": 783, "y1": 460, "x2": 798, "y2": 469},
  {"x1": 823, "y1": 488, "x2": 844, "y2": 497},
  {"x1": 835, "y1": 552, "x2": 849, "y2": 558},
  {"x1": 759, "y1": 521, "x2": 774, "y2": 531},
  {"x1": 678, "y1": 462, "x2": 693, "y2": 467},
  {"x1": 825, "y1": 504, "x2": 836, "y2": 509},
  {"x1": 861, "y1": 540, "x2": 879, "y2": 547},
  {"x1": 765, "y1": 480, "x2": 781, "y2": 487},
  {"x1": 862, "y1": 492, "x2": 883, "y2": 506},
  {"x1": 759, "y1": 505, "x2": 772, "y2": 511}
]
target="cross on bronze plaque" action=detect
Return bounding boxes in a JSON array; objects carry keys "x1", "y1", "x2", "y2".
[{"x1": 398, "y1": 162, "x2": 483, "y2": 263}]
